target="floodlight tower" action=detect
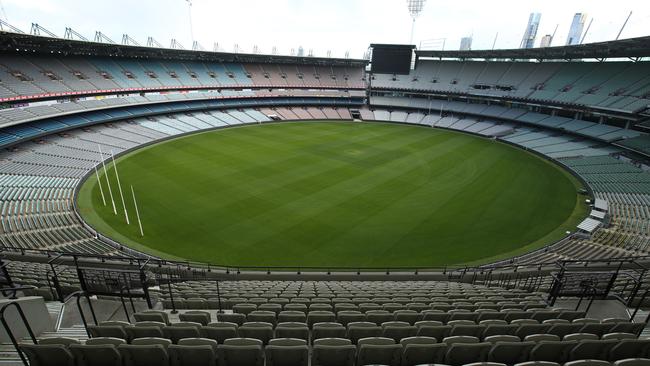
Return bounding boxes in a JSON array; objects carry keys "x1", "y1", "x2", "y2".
[
  {"x1": 185, "y1": 0, "x2": 194, "y2": 44},
  {"x1": 406, "y1": 0, "x2": 426, "y2": 44}
]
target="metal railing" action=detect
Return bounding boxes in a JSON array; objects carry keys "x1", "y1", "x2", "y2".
[{"x1": 0, "y1": 302, "x2": 36, "y2": 366}]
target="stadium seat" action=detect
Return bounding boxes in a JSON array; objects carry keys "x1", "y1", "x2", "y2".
[
  {"x1": 20, "y1": 344, "x2": 75, "y2": 366},
  {"x1": 202, "y1": 322, "x2": 239, "y2": 343},
  {"x1": 444, "y1": 342, "x2": 491, "y2": 366},
  {"x1": 313, "y1": 322, "x2": 347, "y2": 340},
  {"x1": 178, "y1": 311, "x2": 212, "y2": 325},
  {"x1": 168, "y1": 344, "x2": 217, "y2": 366},
  {"x1": 118, "y1": 343, "x2": 169, "y2": 366},
  {"x1": 69, "y1": 344, "x2": 122, "y2": 366}
]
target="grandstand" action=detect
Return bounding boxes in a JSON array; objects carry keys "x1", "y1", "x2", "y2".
[{"x1": 1, "y1": 20, "x2": 650, "y2": 366}]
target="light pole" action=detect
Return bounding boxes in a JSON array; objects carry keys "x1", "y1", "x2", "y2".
[{"x1": 406, "y1": 0, "x2": 426, "y2": 44}]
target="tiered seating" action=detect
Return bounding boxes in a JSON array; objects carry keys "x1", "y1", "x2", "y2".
[
  {"x1": 18, "y1": 280, "x2": 649, "y2": 366},
  {"x1": 0, "y1": 55, "x2": 366, "y2": 103},
  {"x1": 372, "y1": 60, "x2": 650, "y2": 113}
]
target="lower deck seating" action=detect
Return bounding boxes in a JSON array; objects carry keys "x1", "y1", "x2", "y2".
[{"x1": 21, "y1": 308, "x2": 650, "y2": 366}]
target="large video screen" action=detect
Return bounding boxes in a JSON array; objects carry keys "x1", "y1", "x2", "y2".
[{"x1": 370, "y1": 45, "x2": 413, "y2": 75}]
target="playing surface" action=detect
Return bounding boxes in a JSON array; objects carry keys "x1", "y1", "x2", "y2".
[{"x1": 77, "y1": 121, "x2": 587, "y2": 267}]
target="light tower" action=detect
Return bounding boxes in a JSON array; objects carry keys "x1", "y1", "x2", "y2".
[
  {"x1": 185, "y1": 0, "x2": 194, "y2": 44},
  {"x1": 406, "y1": 0, "x2": 426, "y2": 45}
]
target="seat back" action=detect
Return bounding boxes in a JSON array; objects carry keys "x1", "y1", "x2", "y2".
[
  {"x1": 357, "y1": 343, "x2": 403, "y2": 366},
  {"x1": 118, "y1": 344, "x2": 169, "y2": 366},
  {"x1": 312, "y1": 344, "x2": 356, "y2": 366},
  {"x1": 69, "y1": 344, "x2": 121, "y2": 366},
  {"x1": 402, "y1": 343, "x2": 447, "y2": 366},
  {"x1": 445, "y1": 342, "x2": 491, "y2": 366},
  {"x1": 168, "y1": 344, "x2": 216, "y2": 366},
  {"x1": 20, "y1": 344, "x2": 75, "y2": 366},
  {"x1": 265, "y1": 345, "x2": 309, "y2": 366},
  {"x1": 488, "y1": 341, "x2": 535, "y2": 365},
  {"x1": 217, "y1": 344, "x2": 263, "y2": 366}
]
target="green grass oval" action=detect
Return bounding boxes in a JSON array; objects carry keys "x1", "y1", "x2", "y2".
[{"x1": 77, "y1": 121, "x2": 587, "y2": 267}]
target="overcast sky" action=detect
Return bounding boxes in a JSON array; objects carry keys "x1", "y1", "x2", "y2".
[{"x1": 1, "y1": 0, "x2": 649, "y2": 58}]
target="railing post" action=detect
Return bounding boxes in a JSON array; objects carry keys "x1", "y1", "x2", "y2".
[
  {"x1": 167, "y1": 275, "x2": 177, "y2": 314},
  {"x1": 0, "y1": 302, "x2": 37, "y2": 366},
  {"x1": 215, "y1": 278, "x2": 223, "y2": 314}
]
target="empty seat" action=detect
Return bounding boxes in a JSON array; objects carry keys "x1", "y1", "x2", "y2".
[
  {"x1": 570, "y1": 339, "x2": 618, "y2": 361},
  {"x1": 69, "y1": 344, "x2": 122, "y2": 366},
  {"x1": 125, "y1": 325, "x2": 164, "y2": 341},
  {"x1": 163, "y1": 324, "x2": 202, "y2": 344},
  {"x1": 20, "y1": 344, "x2": 75, "y2": 366},
  {"x1": 337, "y1": 311, "x2": 366, "y2": 326},
  {"x1": 217, "y1": 343, "x2": 263, "y2": 366},
  {"x1": 313, "y1": 322, "x2": 347, "y2": 341},
  {"x1": 488, "y1": 341, "x2": 535, "y2": 365},
  {"x1": 610, "y1": 340, "x2": 650, "y2": 361},
  {"x1": 265, "y1": 343, "x2": 309, "y2": 366},
  {"x1": 202, "y1": 322, "x2": 238, "y2": 343},
  {"x1": 382, "y1": 322, "x2": 418, "y2": 342},
  {"x1": 168, "y1": 344, "x2": 217, "y2": 366},
  {"x1": 394, "y1": 310, "x2": 421, "y2": 325},
  {"x1": 445, "y1": 342, "x2": 491, "y2": 366},
  {"x1": 217, "y1": 313, "x2": 247, "y2": 326},
  {"x1": 238, "y1": 322, "x2": 274, "y2": 345},
  {"x1": 357, "y1": 338, "x2": 402, "y2": 366},
  {"x1": 179, "y1": 311, "x2": 212, "y2": 326},
  {"x1": 275, "y1": 322, "x2": 309, "y2": 342},
  {"x1": 278, "y1": 311, "x2": 307, "y2": 323},
  {"x1": 247, "y1": 311, "x2": 277, "y2": 326},
  {"x1": 417, "y1": 325, "x2": 452, "y2": 340},
  {"x1": 312, "y1": 342, "x2": 356, "y2": 366},
  {"x1": 118, "y1": 343, "x2": 169, "y2": 366},
  {"x1": 529, "y1": 341, "x2": 577, "y2": 364},
  {"x1": 367, "y1": 310, "x2": 394, "y2": 325},
  {"x1": 88, "y1": 325, "x2": 127, "y2": 339},
  {"x1": 233, "y1": 303, "x2": 257, "y2": 315},
  {"x1": 348, "y1": 322, "x2": 382, "y2": 344},
  {"x1": 133, "y1": 311, "x2": 170, "y2": 325},
  {"x1": 563, "y1": 333, "x2": 600, "y2": 342},
  {"x1": 603, "y1": 333, "x2": 638, "y2": 341},
  {"x1": 308, "y1": 311, "x2": 337, "y2": 329},
  {"x1": 401, "y1": 337, "x2": 446, "y2": 366}
]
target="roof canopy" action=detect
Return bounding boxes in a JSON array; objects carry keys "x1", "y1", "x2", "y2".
[
  {"x1": 416, "y1": 36, "x2": 650, "y2": 61},
  {"x1": 0, "y1": 31, "x2": 368, "y2": 67}
]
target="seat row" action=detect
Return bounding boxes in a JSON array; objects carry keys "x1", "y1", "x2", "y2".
[
  {"x1": 21, "y1": 335, "x2": 650, "y2": 366},
  {"x1": 88, "y1": 318, "x2": 645, "y2": 346},
  {"x1": 161, "y1": 296, "x2": 545, "y2": 309},
  {"x1": 133, "y1": 309, "x2": 594, "y2": 327}
]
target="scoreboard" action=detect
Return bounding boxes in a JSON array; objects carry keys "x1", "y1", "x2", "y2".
[{"x1": 370, "y1": 44, "x2": 416, "y2": 75}]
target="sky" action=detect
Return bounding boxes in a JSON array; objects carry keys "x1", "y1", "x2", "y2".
[{"x1": 0, "y1": 0, "x2": 649, "y2": 59}]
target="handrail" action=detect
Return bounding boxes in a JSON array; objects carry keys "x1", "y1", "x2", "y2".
[
  {"x1": 0, "y1": 302, "x2": 37, "y2": 366},
  {"x1": 3, "y1": 243, "x2": 650, "y2": 278},
  {"x1": 63, "y1": 291, "x2": 98, "y2": 337},
  {"x1": 0, "y1": 285, "x2": 36, "y2": 300}
]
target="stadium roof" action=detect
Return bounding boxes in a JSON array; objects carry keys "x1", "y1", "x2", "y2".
[
  {"x1": 0, "y1": 31, "x2": 368, "y2": 67},
  {"x1": 416, "y1": 36, "x2": 650, "y2": 61}
]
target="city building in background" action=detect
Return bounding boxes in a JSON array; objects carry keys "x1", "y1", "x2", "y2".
[
  {"x1": 566, "y1": 13, "x2": 587, "y2": 45},
  {"x1": 460, "y1": 36, "x2": 473, "y2": 50},
  {"x1": 540, "y1": 34, "x2": 553, "y2": 47},
  {"x1": 520, "y1": 12, "x2": 542, "y2": 49}
]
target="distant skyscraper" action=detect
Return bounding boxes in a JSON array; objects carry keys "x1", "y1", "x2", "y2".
[
  {"x1": 566, "y1": 13, "x2": 587, "y2": 45},
  {"x1": 540, "y1": 34, "x2": 553, "y2": 48},
  {"x1": 520, "y1": 12, "x2": 542, "y2": 49},
  {"x1": 460, "y1": 36, "x2": 473, "y2": 51}
]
